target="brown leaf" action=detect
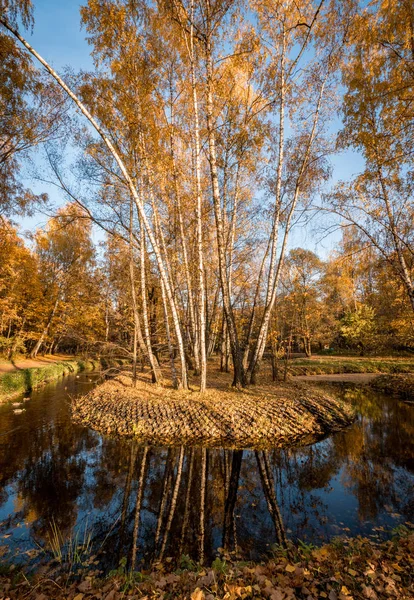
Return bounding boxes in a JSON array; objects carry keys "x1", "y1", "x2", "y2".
[
  {"x1": 362, "y1": 585, "x2": 377, "y2": 599},
  {"x1": 78, "y1": 579, "x2": 92, "y2": 593}
]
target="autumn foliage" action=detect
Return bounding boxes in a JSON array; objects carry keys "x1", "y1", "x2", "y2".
[{"x1": 0, "y1": 0, "x2": 413, "y2": 388}]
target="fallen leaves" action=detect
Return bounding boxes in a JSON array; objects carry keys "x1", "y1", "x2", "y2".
[
  {"x1": 72, "y1": 375, "x2": 356, "y2": 448},
  {"x1": 0, "y1": 530, "x2": 413, "y2": 600},
  {"x1": 191, "y1": 587, "x2": 205, "y2": 600}
]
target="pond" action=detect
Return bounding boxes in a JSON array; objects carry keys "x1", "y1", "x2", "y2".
[{"x1": 0, "y1": 372, "x2": 413, "y2": 572}]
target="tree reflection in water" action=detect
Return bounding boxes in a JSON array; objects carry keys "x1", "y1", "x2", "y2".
[{"x1": 0, "y1": 375, "x2": 413, "y2": 570}]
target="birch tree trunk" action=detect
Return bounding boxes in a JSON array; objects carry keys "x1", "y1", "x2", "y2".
[
  {"x1": 0, "y1": 17, "x2": 189, "y2": 389},
  {"x1": 247, "y1": 71, "x2": 328, "y2": 383},
  {"x1": 190, "y1": 9, "x2": 207, "y2": 392},
  {"x1": 129, "y1": 199, "x2": 148, "y2": 384},
  {"x1": 139, "y1": 216, "x2": 163, "y2": 384},
  {"x1": 30, "y1": 294, "x2": 59, "y2": 358},
  {"x1": 204, "y1": 15, "x2": 245, "y2": 387}
]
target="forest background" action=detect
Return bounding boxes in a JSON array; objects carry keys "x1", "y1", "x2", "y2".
[{"x1": 1, "y1": 0, "x2": 413, "y2": 391}]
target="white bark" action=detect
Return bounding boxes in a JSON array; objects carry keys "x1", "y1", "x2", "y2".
[{"x1": 0, "y1": 17, "x2": 188, "y2": 388}]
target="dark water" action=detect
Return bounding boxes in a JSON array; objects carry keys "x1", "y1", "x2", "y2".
[{"x1": 0, "y1": 372, "x2": 413, "y2": 571}]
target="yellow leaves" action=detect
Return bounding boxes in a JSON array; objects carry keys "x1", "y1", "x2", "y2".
[
  {"x1": 191, "y1": 588, "x2": 205, "y2": 600},
  {"x1": 285, "y1": 564, "x2": 296, "y2": 573},
  {"x1": 312, "y1": 546, "x2": 331, "y2": 561},
  {"x1": 223, "y1": 583, "x2": 253, "y2": 599}
]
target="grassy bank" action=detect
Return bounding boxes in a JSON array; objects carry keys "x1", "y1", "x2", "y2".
[
  {"x1": 370, "y1": 373, "x2": 414, "y2": 401},
  {"x1": 287, "y1": 357, "x2": 414, "y2": 376},
  {"x1": 0, "y1": 358, "x2": 100, "y2": 402},
  {"x1": 1, "y1": 529, "x2": 412, "y2": 599}
]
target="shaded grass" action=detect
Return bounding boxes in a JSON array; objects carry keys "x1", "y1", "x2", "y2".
[
  {"x1": 370, "y1": 373, "x2": 414, "y2": 401},
  {"x1": 287, "y1": 357, "x2": 414, "y2": 376}
]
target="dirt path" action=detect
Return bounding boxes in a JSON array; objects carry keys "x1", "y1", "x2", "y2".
[
  {"x1": 0, "y1": 355, "x2": 75, "y2": 374},
  {"x1": 293, "y1": 373, "x2": 380, "y2": 383}
]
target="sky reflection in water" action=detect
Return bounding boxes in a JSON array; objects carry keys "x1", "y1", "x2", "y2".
[{"x1": 0, "y1": 372, "x2": 413, "y2": 570}]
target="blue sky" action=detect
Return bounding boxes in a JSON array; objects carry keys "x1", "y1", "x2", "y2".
[
  {"x1": 17, "y1": 1, "x2": 94, "y2": 235},
  {"x1": 15, "y1": 0, "x2": 365, "y2": 257}
]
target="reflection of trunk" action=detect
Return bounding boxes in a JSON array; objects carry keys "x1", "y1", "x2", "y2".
[
  {"x1": 199, "y1": 448, "x2": 207, "y2": 564},
  {"x1": 30, "y1": 295, "x2": 59, "y2": 358},
  {"x1": 155, "y1": 449, "x2": 174, "y2": 550},
  {"x1": 159, "y1": 446, "x2": 184, "y2": 559},
  {"x1": 179, "y1": 448, "x2": 194, "y2": 556},
  {"x1": 255, "y1": 451, "x2": 286, "y2": 547},
  {"x1": 131, "y1": 446, "x2": 149, "y2": 569},
  {"x1": 223, "y1": 449, "x2": 230, "y2": 497},
  {"x1": 119, "y1": 442, "x2": 138, "y2": 553},
  {"x1": 223, "y1": 450, "x2": 243, "y2": 551}
]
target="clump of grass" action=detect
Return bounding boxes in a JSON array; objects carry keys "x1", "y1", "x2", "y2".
[{"x1": 47, "y1": 518, "x2": 93, "y2": 568}]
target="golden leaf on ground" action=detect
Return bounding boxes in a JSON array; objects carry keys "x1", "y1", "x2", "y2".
[
  {"x1": 224, "y1": 583, "x2": 247, "y2": 598},
  {"x1": 313, "y1": 547, "x2": 330, "y2": 561},
  {"x1": 285, "y1": 564, "x2": 296, "y2": 573},
  {"x1": 191, "y1": 588, "x2": 205, "y2": 600}
]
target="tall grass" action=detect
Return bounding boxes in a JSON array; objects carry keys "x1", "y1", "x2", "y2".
[{"x1": 47, "y1": 518, "x2": 93, "y2": 567}]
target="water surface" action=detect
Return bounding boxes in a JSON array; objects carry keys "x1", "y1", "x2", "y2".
[{"x1": 0, "y1": 373, "x2": 413, "y2": 570}]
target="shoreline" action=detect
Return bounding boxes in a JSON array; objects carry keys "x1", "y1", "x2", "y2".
[
  {"x1": 1, "y1": 529, "x2": 412, "y2": 599},
  {"x1": 0, "y1": 358, "x2": 100, "y2": 402},
  {"x1": 72, "y1": 374, "x2": 356, "y2": 449}
]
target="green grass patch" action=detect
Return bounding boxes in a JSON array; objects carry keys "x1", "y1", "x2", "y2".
[
  {"x1": 0, "y1": 359, "x2": 100, "y2": 401},
  {"x1": 287, "y1": 357, "x2": 414, "y2": 376}
]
